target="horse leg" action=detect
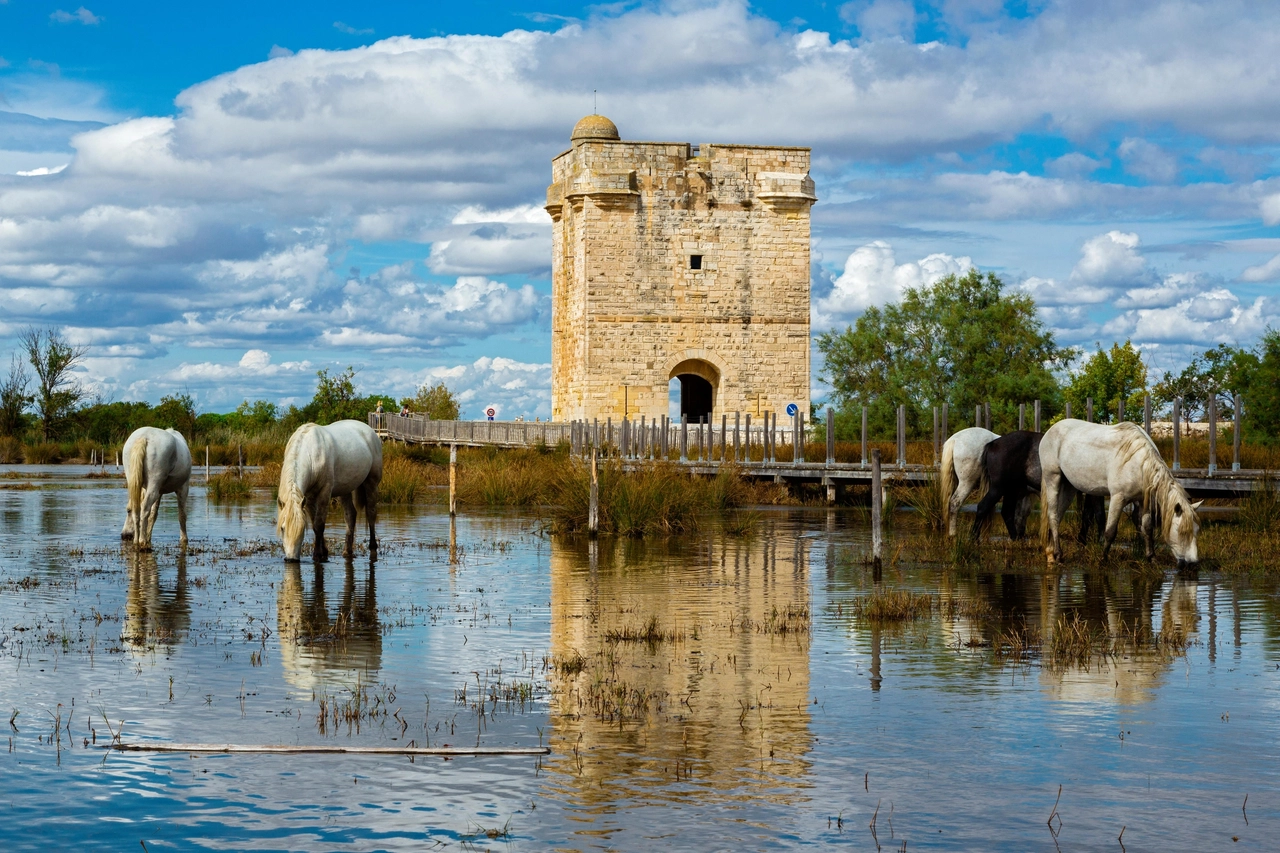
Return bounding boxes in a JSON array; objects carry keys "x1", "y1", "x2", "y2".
[
  {"x1": 139, "y1": 490, "x2": 161, "y2": 551},
  {"x1": 971, "y1": 488, "x2": 1001, "y2": 542},
  {"x1": 340, "y1": 494, "x2": 357, "y2": 558},
  {"x1": 1140, "y1": 500, "x2": 1156, "y2": 559},
  {"x1": 1043, "y1": 476, "x2": 1063, "y2": 565},
  {"x1": 1001, "y1": 488, "x2": 1025, "y2": 541},
  {"x1": 310, "y1": 489, "x2": 332, "y2": 561},
  {"x1": 1100, "y1": 495, "x2": 1127, "y2": 561},
  {"x1": 363, "y1": 481, "x2": 378, "y2": 554},
  {"x1": 177, "y1": 483, "x2": 189, "y2": 549}
]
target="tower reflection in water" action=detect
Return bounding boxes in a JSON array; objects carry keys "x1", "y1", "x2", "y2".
[
  {"x1": 123, "y1": 550, "x2": 190, "y2": 651},
  {"x1": 277, "y1": 558, "x2": 381, "y2": 691},
  {"x1": 544, "y1": 522, "x2": 813, "y2": 819}
]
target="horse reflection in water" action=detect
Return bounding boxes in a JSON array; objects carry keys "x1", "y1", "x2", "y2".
[
  {"x1": 122, "y1": 551, "x2": 191, "y2": 651},
  {"x1": 277, "y1": 558, "x2": 381, "y2": 691},
  {"x1": 545, "y1": 522, "x2": 813, "y2": 817},
  {"x1": 937, "y1": 568, "x2": 1201, "y2": 704}
]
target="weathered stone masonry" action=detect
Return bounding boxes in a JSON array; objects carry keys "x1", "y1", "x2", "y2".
[{"x1": 546, "y1": 114, "x2": 815, "y2": 423}]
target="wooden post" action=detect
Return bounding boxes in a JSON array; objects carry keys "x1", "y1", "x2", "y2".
[
  {"x1": 661, "y1": 416, "x2": 668, "y2": 458},
  {"x1": 932, "y1": 406, "x2": 939, "y2": 466},
  {"x1": 941, "y1": 402, "x2": 949, "y2": 445},
  {"x1": 871, "y1": 448, "x2": 883, "y2": 568},
  {"x1": 1144, "y1": 394, "x2": 1152, "y2": 434},
  {"x1": 1086, "y1": 397, "x2": 1093, "y2": 423},
  {"x1": 1233, "y1": 393, "x2": 1242, "y2": 471},
  {"x1": 984, "y1": 402, "x2": 991, "y2": 431},
  {"x1": 1019, "y1": 402, "x2": 1026, "y2": 431},
  {"x1": 1172, "y1": 397, "x2": 1181, "y2": 470},
  {"x1": 680, "y1": 415, "x2": 688, "y2": 462},
  {"x1": 735, "y1": 412, "x2": 742, "y2": 462},
  {"x1": 720, "y1": 414, "x2": 727, "y2": 462},
  {"x1": 588, "y1": 447, "x2": 599, "y2": 536},
  {"x1": 205, "y1": 445, "x2": 210, "y2": 483},
  {"x1": 861, "y1": 405, "x2": 868, "y2": 468},
  {"x1": 1034, "y1": 399, "x2": 1041, "y2": 432},
  {"x1": 607, "y1": 417, "x2": 613, "y2": 456},
  {"x1": 793, "y1": 411, "x2": 802, "y2": 466},
  {"x1": 744, "y1": 413, "x2": 751, "y2": 461},
  {"x1": 449, "y1": 444, "x2": 457, "y2": 516},
  {"x1": 237, "y1": 442, "x2": 242, "y2": 475},
  {"x1": 1208, "y1": 393, "x2": 1218, "y2": 476},
  {"x1": 896, "y1": 404, "x2": 906, "y2": 467},
  {"x1": 592, "y1": 418, "x2": 598, "y2": 453},
  {"x1": 827, "y1": 407, "x2": 836, "y2": 464},
  {"x1": 765, "y1": 412, "x2": 772, "y2": 462},
  {"x1": 975, "y1": 404, "x2": 981, "y2": 430},
  {"x1": 1064, "y1": 401, "x2": 1072, "y2": 420}
]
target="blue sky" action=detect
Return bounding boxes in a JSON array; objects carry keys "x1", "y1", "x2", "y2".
[{"x1": 2, "y1": 0, "x2": 1278, "y2": 418}]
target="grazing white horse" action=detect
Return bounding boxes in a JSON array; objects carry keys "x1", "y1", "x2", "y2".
[
  {"x1": 940, "y1": 427, "x2": 999, "y2": 536},
  {"x1": 121, "y1": 427, "x2": 192, "y2": 550},
  {"x1": 1040, "y1": 419, "x2": 1201, "y2": 567},
  {"x1": 277, "y1": 420, "x2": 382, "y2": 562}
]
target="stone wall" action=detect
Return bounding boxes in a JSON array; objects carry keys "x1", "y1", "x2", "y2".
[{"x1": 547, "y1": 132, "x2": 815, "y2": 423}]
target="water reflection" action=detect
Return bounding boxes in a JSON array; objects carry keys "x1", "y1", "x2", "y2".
[
  {"x1": 544, "y1": 524, "x2": 813, "y2": 832},
  {"x1": 122, "y1": 551, "x2": 190, "y2": 650},
  {"x1": 936, "y1": 567, "x2": 1199, "y2": 704},
  {"x1": 276, "y1": 558, "x2": 381, "y2": 690}
]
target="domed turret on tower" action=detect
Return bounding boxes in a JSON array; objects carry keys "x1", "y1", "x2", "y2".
[{"x1": 571, "y1": 114, "x2": 620, "y2": 143}]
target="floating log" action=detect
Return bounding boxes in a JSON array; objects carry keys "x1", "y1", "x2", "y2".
[{"x1": 102, "y1": 742, "x2": 549, "y2": 756}]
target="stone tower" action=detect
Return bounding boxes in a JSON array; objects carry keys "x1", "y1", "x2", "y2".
[{"x1": 546, "y1": 115, "x2": 815, "y2": 423}]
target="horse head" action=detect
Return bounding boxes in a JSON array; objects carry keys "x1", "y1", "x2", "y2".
[
  {"x1": 278, "y1": 492, "x2": 307, "y2": 562},
  {"x1": 1164, "y1": 493, "x2": 1203, "y2": 568}
]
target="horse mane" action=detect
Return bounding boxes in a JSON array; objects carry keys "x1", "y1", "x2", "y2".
[
  {"x1": 277, "y1": 427, "x2": 310, "y2": 548},
  {"x1": 1112, "y1": 423, "x2": 1197, "y2": 540},
  {"x1": 127, "y1": 431, "x2": 148, "y2": 518}
]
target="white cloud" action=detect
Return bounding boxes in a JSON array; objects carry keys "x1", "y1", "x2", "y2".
[
  {"x1": 15, "y1": 164, "x2": 68, "y2": 176},
  {"x1": 1261, "y1": 194, "x2": 1280, "y2": 226},
  {"x1": 50, "y1": 7, "x2": 100, "y2": 25},
  {"x1": 1240, "y1": 253, "x2": 1280, "y2": 282},
  {"x1": 814, "y1": 240, "x2": 972, "y2": 325},
  {"x1": 1118, "y1": 138, "x2": 1178, "y2": 183},
  {"x1": 1021, "y1": 231, "x2": 1154, "y2": 306}
]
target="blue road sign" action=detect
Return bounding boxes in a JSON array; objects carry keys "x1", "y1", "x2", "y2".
[{"x1": 785, "y1": 403, "x2": 798, "y2": 417}]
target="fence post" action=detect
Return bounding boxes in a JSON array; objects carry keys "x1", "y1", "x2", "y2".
[
  {"x1": 1019, "y1": 403, "x2": 1026, "y2": 431},
  {"x1": 1065, "y1": 401, "x2": 1072, "y2": 420},
  {"x1": 1143, "y1": 394, "x2": 1151, "y2": 434},
  {"x1": 897, "y1": 404, "x2": 906, "y2": 468},
  {"x1": 680, "y1": 415, "x2": 688, "y2": 462},
  {"x1": 871, "y1": 449, "x2": 883, "y2": 568},
  {"x1": 1233, "y1": 393, "x2": 1242, "y2": 472},
  {"x1": 984, "y1": 402, "x2": 991, "y2": 431},
  {"x1": 1034, "y1": 399, "x2": 1041, "y2": 432},
  {"x1": 205, "y1": 445, "x2": 210, "y2": 483},
  {"x1": 793, "y1": 411, "x2": 803, "y2": 466},
  {"x1": 449, "y1": 444, "x2": 457, "y2": 516},
  {"x1": 588, "y1": 448, "x2": 599, "y2": 536},
  {"x1": 1086, "y1": 397, "x2": 1093, "y2": 423},
  {"x1": 735, "y1": 412, "x2": 742, "y2": 462},
  {"x1": 941, "y1": 402, "x2": 949, "y2": 443},
  {"x1": 861, "y1": 405, "x2": 868, "y2": 469},
  {"x1": 1208, "y1": 393, "x2": 1218, "y2": 477},
  {"x1": 744, "y1": 413, "x2": 751, "y2": 462},
  {"x1": 1172, "y1": 397, "x2": 1181, "y2": 470},
  {"x1": 827, "y1": 407, "x2": 836, "y2": 464},
  {"x1": 766, "y1": 412, "x2": 773, "y2": 463},
  {"x1": 975, "y1": 404, "x2": 982, "y2": 430},
  {"x1": 932, "y1": 405, "x2": 940, "y2": 466}
]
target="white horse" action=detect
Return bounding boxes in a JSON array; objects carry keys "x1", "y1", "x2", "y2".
[
  {"x1": 940, "y1": 427, "x2": 999, "y2": 536},
  {"x1": 121, "y1": 427, "x2": 192, "y2": 550},
  {"x1": 1040, "y1": 419, "x2": 1201, "y2": 567},
  {"x1": 277, "y1": 420, "x2": 382, "y2": 562}
]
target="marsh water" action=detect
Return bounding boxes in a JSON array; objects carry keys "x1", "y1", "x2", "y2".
[{"x1": 1, "y1": 469, "x2": 1278, "y2": 851}]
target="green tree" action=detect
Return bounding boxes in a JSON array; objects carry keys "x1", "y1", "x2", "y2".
[
  {"x1": 0, "y1": 354, "x2": 33, "y2": 437},
  {"x1": 310, "y1": 366, "x2": 362, "y2": 424},
  {"x1": 400, "y1": 381, "x2": 461, "y2": 420},
  {"x1": 816, "y1": 269, "x2": 1071, "y2": 436},
  {"x1": 1064, "y1": 341, "x2": 1149, "y2": 423},
  {"x1": 1234, "y1": 329, "x2": 1280, "y2": 441},
  {"x1": 1152, "y1": 343, "x2": 1254, "y2": 420},
  {"x1": 154, "y1": 393, "x2": 197, "y2": 437},
  {"x1": 20, "y1": 326, "x2": 87, "y2": 440}
]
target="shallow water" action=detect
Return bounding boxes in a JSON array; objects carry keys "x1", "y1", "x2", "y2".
[{"x1": 1, "y1": 470, "x2": 1278, "y2": 851}]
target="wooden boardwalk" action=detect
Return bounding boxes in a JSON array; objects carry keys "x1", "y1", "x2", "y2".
[{"x1": 370, "y1": 413, "x2": 1277, "y2": 498}]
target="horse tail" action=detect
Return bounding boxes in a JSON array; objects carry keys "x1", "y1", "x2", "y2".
[
  {"x1": 127, "y1": 433, "x2": 147, "y2": 515},
  {"x1": 1039, "y1": 473, "x2": 1051, "y2": 545},
  {"x1": 940, "y1": 437, "x2": 957, "y2": 531}
]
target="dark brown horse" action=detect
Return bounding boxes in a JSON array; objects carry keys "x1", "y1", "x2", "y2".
[{"x1": 973, "y1": 430, "x2": 1104, "y2": 542}]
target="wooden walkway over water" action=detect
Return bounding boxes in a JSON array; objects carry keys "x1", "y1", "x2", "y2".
[{"x1": 369, "y1": 413, "x2": 1277, "y2": 499}]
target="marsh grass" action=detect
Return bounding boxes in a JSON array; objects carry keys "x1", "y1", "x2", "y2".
[
  {"x1": 378, "y1": 456, "x2": 444, "y2": 505},
  {"x1": 848, "y1": 589, "x2": 935, "y2": 621},
  {"x1": 604, "y1": 615, "x2": 685, "y2": 644},
  {"x1": 21, "y1": 443, "x2": 59, "y2": 464},
  {"x1": 207, "y1": 471, "x2": 252, "y2": 502},
  {"x1": 0, "y1": 436, "x2": 20, "y2": 463},
  {"x1": 1238, "y1": 476, "x2": 1280, "y2": 533}
]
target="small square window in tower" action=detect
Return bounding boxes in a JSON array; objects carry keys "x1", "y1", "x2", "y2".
[{"x1": 689, "y1": 254, "x2": 702, "y2": 270}]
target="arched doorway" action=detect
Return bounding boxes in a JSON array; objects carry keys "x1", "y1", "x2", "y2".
[{"x1": 669, "y1": 358, "x2": 719, "y2": 423}]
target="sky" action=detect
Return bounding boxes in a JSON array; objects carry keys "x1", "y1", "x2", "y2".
[{"x1": 1, "y1": 0, "x2": 1278, "y2": 420}]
